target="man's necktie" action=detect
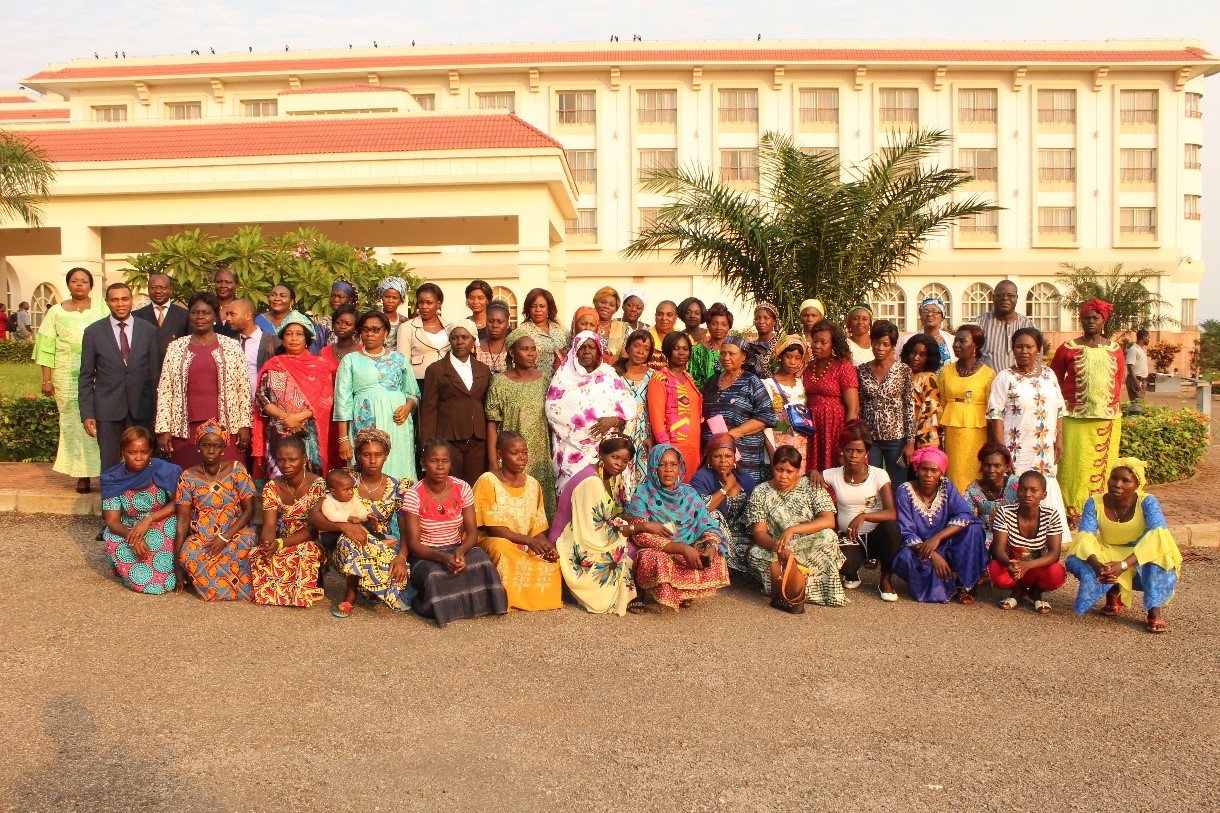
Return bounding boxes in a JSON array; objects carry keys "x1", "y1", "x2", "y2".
[
  {"x1": 118, "y1": 320, "x2": 130, "y2": 364},
  {"x1": 156, "y1": 306, "x2": 165, "y2": 326}
]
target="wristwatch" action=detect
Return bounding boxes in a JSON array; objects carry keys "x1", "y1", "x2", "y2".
[{"x1": 1120, "y1": 560, "x2": 1129, "y2": 571}]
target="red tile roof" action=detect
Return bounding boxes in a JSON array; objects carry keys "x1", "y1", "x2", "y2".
[
  {"x1": 280, "y1": 83, "x2": 410, "y2": 95},
  {"x1": 0, "y1": 108, "x2": 69, "y2": 120},
  {"x1": 0, "y1": 94, "x2": 35, "y2": 103},
  {"x1": 23, "y1": 46, "x2": 1217, "y2": 82},
  {"x1": 14, "y1": 114, "x2": 562, "y2": 162}
]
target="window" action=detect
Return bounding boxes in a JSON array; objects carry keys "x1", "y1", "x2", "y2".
[
  {"x1": 557, "y1": 91, "x2": 596, "y2": 125},
  {"x1": 1025, "y1": 283, "x2": 1060, "y2": 332},
  {"x1": 1038, "y1": 149, "x2": 1076, "y2": 182},
  {"x1": 490, "y1": 286, "x2": 518, "y2": 329},
  {"x1": 477, "y1": 92, "x2": 515, "y2": 113},
  {"x1": 1182, "y1": 298, "x2": 1198, "y2": 330},
  {"x1": 799, "y1": 89, "x2": 838, "y2": 123},
  {"x1": 1037, "y1": 90, "x2": 1076, "y2": 124},
  {"x1": 916, "y1": 284, "x2": 952, "y2": 325},
  {"x1": 959, "y1": 210, "x2": 999, "y2": 238},
  {"x1": 565, "y1": 209, "x2": 598, "y2": 240},
  {"x1": 800, "y1": 146, "x2": 839, "y2": 161},
  {"x1": 1185, "y1": 143, "x2": 1201, "y2": 170},
  {"x1": 1120, "y1": 90, "x2": 1158, "y2": 125},
  {"x1": 1185, "y1": 195, "x2": 1201, "y2": 221},
  {"x1": 31, "y1": 283, "x2": 59, "y2": 329},
  {"x1": 1120, "y1": 149, "x2": 1157, "y2": 183},
  {"x1": 959, "y1": 148, "x2": 998, "y2": 181},
  {"x1": 962, "y1": 283, "x2": 994, "y2": 322},
  {"x1": 638, "y1": 148, "x2": 678, "y2": 180},
  {"x1": 719, "y1": 149, "x2": 758, "y2": 182},
  {"x1": 1038, "y1": 207, "x2": 1076, "y2": 238},
  {"x1": 718, "y1": 89, "x2": 758, "y2": 123},
  {"x1": 92, "y1": 105, "x2": 127, "y2": 122},
  {"x1": 564, "y1": 149, "x2": 597, "y2": 188},
  {"x1": 1120, "y1": 207, "x2": 1157, "y2": 235},
  {"x1": 637, "y1": 90, "x2": 677, "y2": 124},
  {"x1": 1186, "y1": 92, "x2": 1203, "y2": 118},
  {"x1": 243, "y1": 99, "x2": 277, "y2": 117},
  {"x1": 164, "y1": 101, "x2": 202, "y2": 120},
  {"x1": 879, "y1": 89, "x2": 918, "y2": 123},
  {"x1": 639, "y1": 208, "x2": 661, "y2": 231},
  {"x1": 871, "y1": 283, "x2": 907, "y2": 331},
  {"x1": 412, "y1": 94, "x2": 435, "y2": 111},
  {"x1": 958, "y1": 88, "x2": 997, "y2": 123}
]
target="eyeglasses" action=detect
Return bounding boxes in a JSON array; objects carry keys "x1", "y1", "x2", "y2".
[{"x1": 360, "y1": 326, "x2": 386, "y2": 333}]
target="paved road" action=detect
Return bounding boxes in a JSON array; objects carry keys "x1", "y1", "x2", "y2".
[{"x1": 1, "y1": 514, "x2": 1216, "y2": 813}]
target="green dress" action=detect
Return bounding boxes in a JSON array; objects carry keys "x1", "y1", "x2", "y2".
[
  {"x1": 334, "y1": 349, "x2": 420, "y2": 481},
  {"x1": 688, "y1": 342, "x2": 722, "y2": 390},
  {"x1": 744, "y1": 480, "x2": 847, "y2": 607},
  {"x1": 485, "y1": 372, "x2": 556, "y2": 520},
  {"x1": 33, "y1": 299, "x2": 110, "y2": 478}
]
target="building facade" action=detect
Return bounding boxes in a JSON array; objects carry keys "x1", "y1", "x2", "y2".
[{"x1": 2, "y1": 40, "x2": 1215, "y2": 358}]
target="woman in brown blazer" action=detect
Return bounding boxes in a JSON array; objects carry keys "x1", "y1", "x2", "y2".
[{"x1": 418, "y1": 320, "x2": 492, "y2": 484}]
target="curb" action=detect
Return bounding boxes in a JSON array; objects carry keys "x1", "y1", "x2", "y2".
[{"x1": 0, "y1": 489, "x2": 102, "y2": 516}]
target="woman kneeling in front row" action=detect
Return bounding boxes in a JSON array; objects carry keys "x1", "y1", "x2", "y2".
[{"x1": 988, "y1": 470, "x2": 1067, "y2": 613}]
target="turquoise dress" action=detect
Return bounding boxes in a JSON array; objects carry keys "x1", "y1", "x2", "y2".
[{"x1": 334, "y1": 350, "x2": 420, "y2": 481}]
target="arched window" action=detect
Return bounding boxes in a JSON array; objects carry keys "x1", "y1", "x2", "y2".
[
  {"x1": 1026, "y1": 283, "x2": 1061, "y2": 332},
  {"x1": 961, "y1": 282, "x2": 993, "y2": 324},
  {"x1": 871, "y1": 283, "x2": 907, "y2": 331},
  {"x1": 916, "y1": 283, "x2": 953, "y2": 327},
  {"x1": 31, "y1": 283, "x2": 59, "y2": 329},
  {"x1": 491, "y1": 285, "x2": 518, "y2": 329}
]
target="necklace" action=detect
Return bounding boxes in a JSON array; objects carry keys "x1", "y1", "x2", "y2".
[
  {"x1": 956, "y1": 357, "x2": 981, "y2": 377},
  {"x1": 843, "y1": 466, "x2": 869, "y2": 485},
  {"x1": 1105, "y1": 494, "x2": 1137, "y2": 523},
  {"x1": 357, "y1": 474, "x2": 384, "y2": 498},
  {"x1": 361, "y1": 346, "x2": 387, "y2": 359},
  {"x1": 279, "y1": 475, "x2": 308, "y2": 504}
]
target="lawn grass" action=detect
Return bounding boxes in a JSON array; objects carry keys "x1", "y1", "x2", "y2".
[{"x1": 0, "y1": 364, "x2": 43, "y2": 399}]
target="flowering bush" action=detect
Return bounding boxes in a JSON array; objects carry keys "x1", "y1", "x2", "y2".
[
  {"x1": 0, "y1": 395, "x2": 57, "y2": 462},
  {"x1": 1119, "y1": 404, "x2": 1211, "y2": 485},
  {"x1": 0, "y1": 340, "x2": 35, "y2": 364},
  {"x1": 1146, "y1": 341, "x2": 1182, "y2": 375}
]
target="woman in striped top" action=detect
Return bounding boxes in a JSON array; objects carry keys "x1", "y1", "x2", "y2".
[
  {"x1": 405, "y1": 438, "x2": 508, "y2": 627},
  {"x1": 988, "y1": 470, "x2": 1067, "y2": 614}
]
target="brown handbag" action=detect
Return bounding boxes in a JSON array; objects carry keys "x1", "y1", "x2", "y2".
[{"x1": 769, "y1": 551, "x2": 807, "y2": 614}]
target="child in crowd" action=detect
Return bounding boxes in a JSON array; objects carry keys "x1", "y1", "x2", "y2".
[{"x1": 321, "y1": 468, "x2": 371, "y2": 527}]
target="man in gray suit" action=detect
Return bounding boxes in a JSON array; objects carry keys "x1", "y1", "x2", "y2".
[
  {"x1": 132, "y1": 272, "x2": 189, "y2": 360},
  {"x1": 79, "y1": 282, "x2": 161, "y2": 472}
]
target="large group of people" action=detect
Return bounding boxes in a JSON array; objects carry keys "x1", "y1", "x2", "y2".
[{"x1": 30, "y1": 266, "x2": 1184, "y2": 631}]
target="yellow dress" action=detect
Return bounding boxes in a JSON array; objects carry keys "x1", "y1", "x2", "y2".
[
  {"x1": 473, "y1": 472, "x2": 561, "y2": 612},
  {"x1": 938, "y1": 362, "x2": 996, "y2": 494}
]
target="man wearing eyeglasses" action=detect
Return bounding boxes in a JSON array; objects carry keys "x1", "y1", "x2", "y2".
[{"x1": 974, "y1": 280, "x2": 1036, "y2": 371}]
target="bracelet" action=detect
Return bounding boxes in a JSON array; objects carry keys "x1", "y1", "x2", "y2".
[{"x1": 338, "y1": 437, "x2": 352, "y2": 445}]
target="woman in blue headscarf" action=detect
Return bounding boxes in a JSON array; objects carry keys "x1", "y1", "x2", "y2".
[
  {"x1": 378, "y1": 276, "x2": 410, "y2": 352},
  {"x1": 313, "y1": 279, "x2": 358, "y2": 351},
  {"x1": 627, "y1": 443, "x2": 730, "y2": 610}
]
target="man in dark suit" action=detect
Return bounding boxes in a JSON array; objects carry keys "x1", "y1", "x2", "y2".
[
  {"x1": 79, "y1": 282, "x2": 161, "y2": 472},
  {"x1": 223, "y1": 298, "x2": 279, "y2": 397},
  {"x1": 132, "y1": 272, "x2": 189, "y2": 359}
]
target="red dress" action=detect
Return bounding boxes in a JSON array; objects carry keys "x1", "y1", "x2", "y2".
[{"x1": 802, "y1": 358, "x2": 859, "y2": 473}]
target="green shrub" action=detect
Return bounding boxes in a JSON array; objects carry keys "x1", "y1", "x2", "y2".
[
  {"x1": 1119, "y1": 404, "x2": 1211, "y2": 485},
  {"x1": 0, "y1": 340, "x2": 35, "y2": 364},
  {"x1": 0, "y1": 395, "x2": 58, "y2": 462}
]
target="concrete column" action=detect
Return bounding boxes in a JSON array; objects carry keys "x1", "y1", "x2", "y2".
[
  {"x1": 59, "y1": 225, "x2": 104, "y2": 286},
  {"x1": 517, "y1": 206, "x2": 560, "y2": 312}
]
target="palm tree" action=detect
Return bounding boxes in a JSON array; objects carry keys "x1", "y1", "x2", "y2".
[
  {"x1": 624, "y1": 130, "x2": 999, "y2": 325},
  {"x1": 1055, "y1": 262, "x2": 1174, "y2": 336},
  {"x1": 0, "y1": 131, "x2": 56, "y2": 226}
]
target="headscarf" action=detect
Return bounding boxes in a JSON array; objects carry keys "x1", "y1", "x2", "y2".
[
  {"x1": 257, "y1": 324, "x2": 336, "y2": 468},
  {"x1": 353, "y1": 427, "x2": 392, "y2": 455},
  {"x1": 275, "y1": 310, "x2": 316, "y2": 340},
  {"x1": 775, "y1": 334, "x2": 806, "y2": 358},
  {"x1": 699, "y1": 432, "x2": 738, "y2": 468},
  {"x1": 846, "y1": 304, "x2": 873, "y2": 317},
  {"x1": 100, "y1": 457, "x2": 183, "y2": 501},
  {"x1": 621, "y1": 287, "x2": 647, "y2": 309},
  {"x1": 626, "y1": 443, "x2": 725, "y2": 546},
  {"x1": 1111, "y1": 457, "x2": 1148, "y2": 490},
  {"x1": 799, "y1": 299, "x2": 825, "y2": 316},
  {"x1": 1080, "y1": 298, "x2": 1114, "y2": 322},
  {"x1": 571, "y1": 306, "x2": 599, "y2": 335},
  {"x1": 331, "y1": 279, "x2": 358, "y2": 305},
  {"x1": 593, "y1": 286, "x2": 620, "y2": 309},
  {"x1": 755, "y1": 301, "x2": 783, "y2": 328},
  {"x1": 552, "y1": 330, "x2": 608, "y2": 383},
  {"x1": 919, "y1": 296, "x2": 947, "y2": 317},
  {"x1": 909, "y1": 445, "x2": 949, "y2": 474},
  {"x1": 195, "y1": 419, "x2": 230, "y2": 446},
  {"x1": 722, "y1": 335, "x2": 750, "y2": 352},
  {"x1": 506, "y1": 326, "x2": 532, "y2": 349},
  {"x1": 378, "y1": 277, "x2": 408, "y2": 298},
  {"x1": 448, "y1": 318, "x2": 478, "y2": 339}
]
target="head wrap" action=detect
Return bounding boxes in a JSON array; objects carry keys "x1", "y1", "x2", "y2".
[
  {"x1": 621, "y1": 287, "x2": 647, "y2": 309},
  {"x1": 722, "y1": 335, "x2": 750, "y2": 352},
  {"x1": 919, "y1": 296, "x2": 947, "y2": 317},
  {"x1": 755, "y1": 301, "x2": 782, "y2": 324},
  {"x1": 331, "y1": 279, "x2": 358, "y2": 305},
  {"x1": 101, "y1": 457, "x2": 183, "y2": 501},
  {"x1": 593, "y1": 286, "x2": 620, "y2": 309},
  {"x1": 1080, "y1": 299, "x2": 1114, "y2": 322},
  {"x1": 275, "y1": 310, "x2": 316, "y2": 340},
  {"x1": 353, "y1": 427, "x2": 392, "y2": 455},
  {"x1": 846, "y1": 304, "x2": 873, "y2": 317},
  {"x1": 571, "y1": 306, "x2": 599, "y2": 334},
  {"x1": 775, "y1": 334, "x2": 806, "y2": 358},
  {"x1": 506, "y1": 326, "x2": 532, "y2": 349},
  {"x1": 626, "y1": 444, "x2": 726, "y2": 548},
  {"x1": 377, "y1": 277, "x2": 408, "y2": 298},
  {"x1": 799, "y1": 299, "x2": 825, "y2": 316},
  {"x1": 699, "y1": 432, "x2": 740, "y2": 468},
  {"x1": 448, "y1": 318, "x2": 478, "y2": 340},
  {"x1": 194, "y1": 419, "x2": 230, "y2": 446},
  {"x1": 1111, "y1": 457, "x2": 1148, "y2": 490},
  {"x1": 909, "y1": 445, "x2": 949, "y2": 474},
  {"x1": 558, "y1": 330, "x2": 607, "y2": 377}
]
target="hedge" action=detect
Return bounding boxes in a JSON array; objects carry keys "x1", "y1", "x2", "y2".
[
  {"x1": 1118, "y1": 403, "x2": 1211, "y2": 485},
  {"x1": 0, "y1": 340, "x2": 35, "y2": 364},
  {"x1": 0, "y1": 395, "x2": 58, "y2": 462}
]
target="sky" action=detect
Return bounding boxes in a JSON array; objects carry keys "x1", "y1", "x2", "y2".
[{"x1": 2, "y1": 0, "x2": 1218, "y2": 319}]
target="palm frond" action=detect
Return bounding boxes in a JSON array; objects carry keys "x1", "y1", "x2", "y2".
[{"x1": 0, "y1": 131, "x2": 56, "y2": 227}]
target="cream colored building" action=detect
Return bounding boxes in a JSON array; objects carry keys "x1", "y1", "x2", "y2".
[{"x1": 2, "y1": 39, "x2": 1216, "y2": 356}]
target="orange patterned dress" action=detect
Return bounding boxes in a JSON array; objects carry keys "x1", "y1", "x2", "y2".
[
  {"x1": 175, "y1": 463, "x2": 257, "y2": 601},
  {"x1": 251, "y1": 478, "x2": 327, "y2": 607}
]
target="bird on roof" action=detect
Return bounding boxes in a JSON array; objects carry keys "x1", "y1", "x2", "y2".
[
  {"x1": 94, "y1": 52, "x2": 99, "y2": 59},
  {"x1": 122, "y1": 51, "x2": 126, "y2": 57},
  {"x1": 757, "y1": 34, "x2": 761, "y2": 41},
  {"x1": 412, "y1": 40, "x2": 415, "y2": 46},
  {"x1": 248, "y1": 46, "x2": 252, "y2": 52},
  {"x1": 114, "y1": 51, "x2": 119, "y2": 58},
  {"x1": 210, "y1": 47, "x2": 215, "y2": 54},
  {"x1": 373, "y1": 40, "x2": 378, "y2": 47},
  {"x1": 285, "y1": 44, "x2": 289, "y2": 51}
]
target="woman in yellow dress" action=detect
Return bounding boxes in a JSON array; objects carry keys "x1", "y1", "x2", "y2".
[
  {"x1": 938, "y1": 324, "x2": 995, "y2": 493},
  {"x1": 473, "y1": 431, "x2": 560, "y2": 612},
  {"x1": 1066, "y1": 458, "x2": 1182, "y2": 632}
]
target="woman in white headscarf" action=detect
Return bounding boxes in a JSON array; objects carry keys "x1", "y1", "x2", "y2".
[{"x1": 544, "y1": 331, "x2": 638, "y2": 490}]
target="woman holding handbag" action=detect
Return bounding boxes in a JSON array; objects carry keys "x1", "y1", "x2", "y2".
[{"x1": 763, "y1": 335, "x2": 813, "y2": 463}]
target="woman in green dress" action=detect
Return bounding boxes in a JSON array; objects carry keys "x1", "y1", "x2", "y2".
[
  {"x1": 34, "y1": 267, "x2": 110, "y2": 492},
  {"x1": 334, "y1": 311, "x2": 420, "y2": 481},
  {"x1": 485, "y1": 328, "x2": 556, "y2": 519}
]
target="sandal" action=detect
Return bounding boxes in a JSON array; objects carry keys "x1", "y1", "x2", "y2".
[
  {"x1": 331, "y1": 600, "x2": 353, "y2": 619},
  {"x1": 955, "y1": 590, "x2": 975, "y2": 605},
  {"x1": 1146, "y1": 618, "x2": 1168, "y2": 634},
  {"x1": 1101, "y1": 598, "x2": 1124, "y2": 617},
  {"x1": 877, "y1": 585, "x2": 899, "y2": 603},
  {"x1": 999, "y1": 597, "x2": 1018, "y2": 610},
  {"x1": 1033, "y1": 600, "x2": 1051, "y2": 615},
  {"x1": 679, "y1": 599, "x2": 694, "y2": 609}
]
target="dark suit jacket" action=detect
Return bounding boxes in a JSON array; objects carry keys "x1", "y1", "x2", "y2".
[
  {"x1": 418, "y1": 355, "x2": 491, "y2": 442},
  {"x1": 79, "y1": 315, "x2": 160, "y2": 422},
  {"x1": 133, "y1": 302, "x2": 189, "y2": 358}
]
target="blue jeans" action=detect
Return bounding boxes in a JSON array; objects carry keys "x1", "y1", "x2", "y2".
[{"x1": 868, "y1": 439, "x2": 908, "y2": 484}]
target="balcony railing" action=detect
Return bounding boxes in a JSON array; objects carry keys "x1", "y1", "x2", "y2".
[
  {"x1": 557, "y1": 109, "x2": 595, "y2": 125},
  {"x1": 1038, "y1": 167, "x2": 1076, "y2": 182},
  {"x1": 1037, "y1": 109, "x2": 1075, "y2": 124},
  {"x1": 799, "y1": 107, "x2": 838, "y2": 123},
  {"x1": 1120, "y1": 167, "x2": 1157, "y2": 183},
  {"x1": 959, "y1": 108, "x2": 997, "y2": 123},
  {"x1": 879, "y1": 107, "x2": 918, "y2": 123},
  {"x1": 719, "y1": 107, "x2": 759, "y2": 123},
  {"x1": 1120, "y1": 110, "x2": 1157, "y2": 124}
]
